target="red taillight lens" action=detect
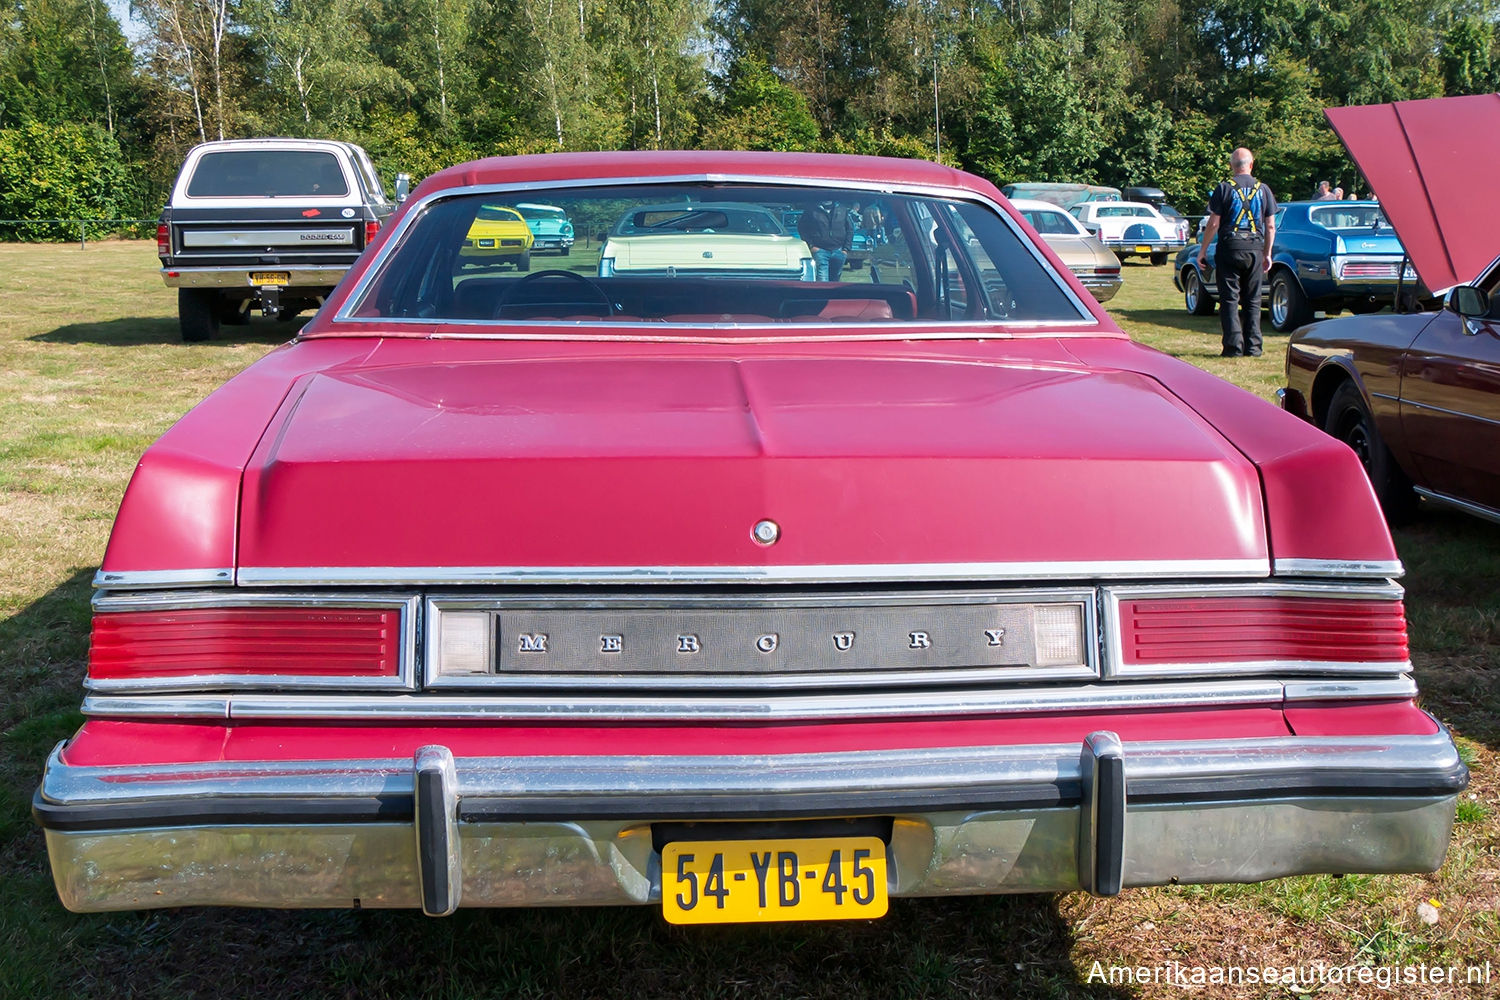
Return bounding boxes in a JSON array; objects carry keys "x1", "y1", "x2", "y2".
[
  {"x1": 156, "y1": 224, "x2": 170, "y2": 256},
  {"x1": 1120, "y1": 597, "x2": 1409, "y2": 665},
  {"x1": 89, "y1": 608, "x2": 401, "y2": 679},
  {"x1": 364, "y1": 219, "x2": 380, "y2": 245}
]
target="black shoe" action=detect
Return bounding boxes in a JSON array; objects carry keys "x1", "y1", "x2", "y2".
[
  {"x1": 1247, "y1": 349, "x2": 1263, "y2": 357},
  {"x1": 1220, "y1": 350, "x2": 1242, "y2": 357}
]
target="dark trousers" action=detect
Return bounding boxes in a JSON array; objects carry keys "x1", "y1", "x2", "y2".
[{"x1": 1216, "y1": 241, "x2": 1265, "y2": 355}]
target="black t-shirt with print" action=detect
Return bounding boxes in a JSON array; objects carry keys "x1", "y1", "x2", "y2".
[{"x1": 1208, "y1": 176, "x2": 1278, "y2": 245}]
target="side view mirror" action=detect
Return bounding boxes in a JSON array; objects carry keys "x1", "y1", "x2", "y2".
[
  {"x1": 1445, "y1": 285, "x2": 1490, "y2": 319},
  {"x1": 394, "y1": 173, "x2": 411, "y2": 203}
]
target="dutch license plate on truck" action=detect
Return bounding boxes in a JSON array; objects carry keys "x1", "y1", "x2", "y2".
[
  {"x1": 661, "y1": 836, "x2": 887, "y2": 924},
  {"x1": 251, "y1": 271, "x2": 290, "y2": 286}
]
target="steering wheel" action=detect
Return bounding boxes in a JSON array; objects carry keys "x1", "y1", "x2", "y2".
[{"x1": 494, "y1": 269, "x2": 613, "y2": 318}]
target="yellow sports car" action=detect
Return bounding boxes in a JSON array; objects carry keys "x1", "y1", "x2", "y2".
[{"x1": 460, "y1": 204, "x2": 534, "y2": 270}]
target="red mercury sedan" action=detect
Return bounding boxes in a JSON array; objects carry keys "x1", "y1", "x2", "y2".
[{"x1": 36, "y1": 151, "x2": 1464, "y2": 923}]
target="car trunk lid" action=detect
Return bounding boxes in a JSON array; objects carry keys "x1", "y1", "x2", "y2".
[{"x1": 236, "y1": 351, "x2": 1268, "y2": 576}]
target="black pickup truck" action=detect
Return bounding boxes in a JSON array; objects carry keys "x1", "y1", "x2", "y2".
[{"x1": 157, "y1": 138, "x2": 404, "y2": 341}]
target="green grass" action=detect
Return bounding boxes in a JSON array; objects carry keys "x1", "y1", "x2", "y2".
[{"x1": 1, "y1": 246, "x2": 1496, "y2": 998}]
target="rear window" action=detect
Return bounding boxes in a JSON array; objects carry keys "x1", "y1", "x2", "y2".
[
  {"x1": 517, "y1": 204, "x2": 569, "y2": 221},
  {"x1": 1020, "y1": 208, "x2": 1085, "y2": 236},
  {"x1": 348, "y1": 181, "x2": 1089, "y2": 328},
  {"x1": 185, "y1": 150, "x2": 350, "y2": 198},
  {"x1": 1310, "y1": 205, "x2": 1389, "y2": 230},
  {"x1": 1096, "y1": 206, "x2": 1152, "y2": 218}
]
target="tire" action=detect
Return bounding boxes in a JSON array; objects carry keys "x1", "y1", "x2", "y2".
[
  {"x1": 1348, "y1": 299, "x2": 1383, "y2": 315},
  {"x1": 178, "y1": 288, "x2": 220, "y2": 342},
  {"x1": 1183, "y1": 268, "x2": 1215, "y2": 315},
  {"x1": 1150, "y1": 252, "x2": 1168, "y2": 266},
  {"x1": 558, "y1": 245, "x2": 571, "y2": 257},
  {"x1": 516, "y1": 252, "x2": 531, "y2": 273},
  {"x1": 218, "y1": 298, "x2": 251, "y2": 326},
  {"x1": 1324, "y1": 381, "x2": 1418, "y2": 523},
  {"x1": 1269, "y1": 270, "x2": 1312, "y2": 333}
]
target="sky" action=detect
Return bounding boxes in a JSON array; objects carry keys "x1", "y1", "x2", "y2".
[{"x1": 108, "y1": 0, "x2": 145, "y2": 43}]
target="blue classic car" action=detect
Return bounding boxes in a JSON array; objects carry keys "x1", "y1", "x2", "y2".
[
  {"x1": 515, "y1": 202, "x2": 575, "y2": 255},
  {"x1": 1174, "y1": 201, "x2": 1416, "y2": 332}
]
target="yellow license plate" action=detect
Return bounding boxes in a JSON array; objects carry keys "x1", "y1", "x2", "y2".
[
  {"x1": 662, "y1": 836, "x2": 887, "y2": 924},
  {"x1": 1134, "y1": 245, "x2": 1152, "y2": 253},
  {"x1": 251, "y1": 271, "x2": 289, "y2": 287}
]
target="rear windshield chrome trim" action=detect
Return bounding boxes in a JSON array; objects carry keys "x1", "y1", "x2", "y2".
[
  {"x1": 1100, "y1": 581, "x2": 1408, "y2": 681},
  {"x1": 78, "y1": 677, "x2": 1414, "y2": 724},
  {"x1": 333, "y1": 173, "x2": 1099, "y2": 331},
  {"x1": 85, "y1": 591, "x2": 421, "y2": 694},
  {"x1": 231, "y1": 559, "x2": 1272, "y2": 588}
]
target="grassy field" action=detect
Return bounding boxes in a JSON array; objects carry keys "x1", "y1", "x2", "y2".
[{"x1": 1, "y1": 244, "x2": 1496, "y2": 999}]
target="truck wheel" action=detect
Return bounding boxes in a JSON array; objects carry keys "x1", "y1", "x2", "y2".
[
  {"x1": 516, "y1": 252, "x2": 531, "y2": 273},
  {"x1": 1150, "y1": 252, "x2": 1168, "y2": 266},
  {"x1": 218, "y1": 298, "x2": 251, "y2": 326},
  {"x1": 1269, "y1": 271, "x2": 1311, "y2": 333},
  {"x1": 178, "y1": 288, "x2": 220, "y2": 342},
  {"x1": 1183, "y1": 268, "x2": 1215, "y2": 315},
  {"x1": 1324, "y1": 381, "x2": 1418, "y2": 523}
]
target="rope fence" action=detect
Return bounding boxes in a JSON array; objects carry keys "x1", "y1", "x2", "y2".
[{"x1": 0, "y1": 219, "x2": 158, "y2": 247}]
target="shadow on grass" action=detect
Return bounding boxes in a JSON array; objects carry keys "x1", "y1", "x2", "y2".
[
  {"x1": 1394, "y1": 507, "x2": 1500, "y2": 751},
  {"x1": 66, "y1": 896, "x2": 1133, "y2": 1000},
  {"x1": 31, "y1": 316, "x2": 301, "y2": 347},
  {"x1": 1106, "y1": 305, "x2": 1222, "y2": 338}
]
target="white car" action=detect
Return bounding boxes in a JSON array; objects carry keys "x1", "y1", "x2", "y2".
[{"x1": 1070, "y1": 200, "x2": 1188, "y2": 265}]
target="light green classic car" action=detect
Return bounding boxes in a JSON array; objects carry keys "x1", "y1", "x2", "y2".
[{"x1": 598, "y1": 202, "x2": 815, "y2": 280}]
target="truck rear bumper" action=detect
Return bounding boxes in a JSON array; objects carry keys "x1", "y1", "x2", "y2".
[
  {"x1": 161, "y1": 266, "x2": 348, "y2": 290},
  {"x1": 36, "y1": 728, "x2": 1465, "y2": 915}
]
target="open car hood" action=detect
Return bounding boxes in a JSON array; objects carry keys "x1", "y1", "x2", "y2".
[{"x1": 1325, "y1": 94, "x2": 1500, "y2": 292}]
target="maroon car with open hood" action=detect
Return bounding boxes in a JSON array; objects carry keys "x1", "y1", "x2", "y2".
[
  {"x1": 36, "y1": 151, "x2": 1463, "y2": 923},
  {"x1": 1282, "y1": 94, "x2": 1500, "y2": 524}
]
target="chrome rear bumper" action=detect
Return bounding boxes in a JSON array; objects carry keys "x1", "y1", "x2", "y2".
[
  {"x1": 36, "y1": 730, "x2": 1465, "y2": 915},
  {"x1": 160, "y1": 266, "x2": 349, "y2": 290}
]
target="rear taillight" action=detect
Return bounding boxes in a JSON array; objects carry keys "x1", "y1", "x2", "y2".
[
  {"x1": 1118, "y1": 596, "x2": 1409, "y2": 666},
  {"x1": 156, "y1": 224, "x2": 170, "y2": 256},
  {"x1": 89, "y1": 607, "x2": 402, "y2": 680},
  {"x1": 365, "y1": 219, "x2": 381, "y2": 245}
]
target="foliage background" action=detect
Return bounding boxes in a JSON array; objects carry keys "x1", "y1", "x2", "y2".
[{"x1": 0, "y1": 0, "x2": 1498, "y2": 229}]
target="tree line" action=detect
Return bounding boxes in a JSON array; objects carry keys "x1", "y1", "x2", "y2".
[{"x1": 1, "y1": 0, "x2": 1497, "y2": 238}]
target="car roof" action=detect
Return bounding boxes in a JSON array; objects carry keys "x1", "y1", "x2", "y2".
[
  {"x1": 415, "y1": 151, "x2": 982, "y2": 199},
  {"x1": 1009, "y1": 198, "x2": 1073, "y2": 212}
]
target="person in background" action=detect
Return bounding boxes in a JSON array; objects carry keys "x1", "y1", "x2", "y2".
[
  {"x1": 1333, "y1": 186, "x2": 1344, "y2": 199},
  {"x1": 799, "y1": 199, "x2": 853, "y2": 281},
  {"x1": 1314, "y1": 180, "x2": 1336, "y2": 200},
  {"x1": 1197, "y1": 147, "x2": 1278, "y2": 357}
]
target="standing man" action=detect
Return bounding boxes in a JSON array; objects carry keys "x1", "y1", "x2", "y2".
[
  {"x1": 1198, "y1": 147, "x2": 1278, "y2": 356},
  {"x1": 799, "y1": 199, "x2": 853, "y2": 281},
  {"x1": 1314, "y1": 180, "x2": 1336, "y2": 200}
]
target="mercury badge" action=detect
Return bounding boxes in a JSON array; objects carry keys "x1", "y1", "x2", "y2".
[{"x1": 751, "y1": 519, "x2": 780, "y2": 545}]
